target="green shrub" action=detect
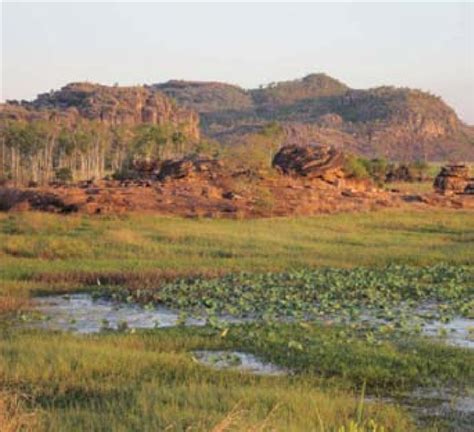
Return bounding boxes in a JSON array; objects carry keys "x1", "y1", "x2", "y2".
[
  {"x1": 343, "y1": 155, "x2": 369, "y2": 179},
  {"x1": 361, "y1": 158, "x2": 388, "y2": 184},
  {"x1": 409, "y1": 160, "x2": 430, "y2": 180},
  {"x1": 191, "y1": 140, "x2": 223, "y2": 158},
  {"x1": 55, "y1": 167, "x2": 73, "y2": 184}
]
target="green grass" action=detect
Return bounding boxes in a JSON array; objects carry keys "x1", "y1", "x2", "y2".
[
  {"x1": 1, "y1": 209, "x2": 472, "y2": 311},
  {"x1": 0, "y1": 209, "x2": 473, "y2": 430},
  {"x1": 225, "y1": 323, "x2": 474, "y2": 391},
  {"x1": 0, "y1": 327, "x2": 416, "y2": 432},
  {"x1": 1, "y1": 209, "x2": 472, "y2": 279},
  {"x1": 1, "y1": 323, "x2": 472, "y2": 431}
]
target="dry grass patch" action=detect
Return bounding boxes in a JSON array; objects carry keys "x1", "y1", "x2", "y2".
[
  {"x1": 0, "y1": 391, "x2": 40, "y2": 432},
  {"x1": 105, "y1": 228, "x2": 149, "y2": 247}
]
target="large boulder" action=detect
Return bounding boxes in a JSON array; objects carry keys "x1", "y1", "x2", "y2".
[
  {"x1": 433, "y1": 164, "x2": 471, "y2": 194},
  {"x1": 131, "y1": 159, "x2": 160, "y2": 177},
  {"x1": 158, "y1": 155, "x2": 223, "y2": 181},
  {"x1": 272, "y1": 144, "x2": 345, "y2": 182},
  {"x1": 0, "y1": 188, "x2": 78, "y2": 213}
]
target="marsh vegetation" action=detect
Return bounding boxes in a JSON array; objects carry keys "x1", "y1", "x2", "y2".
[{"x1": 0, "y1": 210, "x2": 473, "y2": 431}]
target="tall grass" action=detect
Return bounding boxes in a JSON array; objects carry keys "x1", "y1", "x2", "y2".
[
  {"x1": 1, "y1": 209, "x2": 472, "y2": 317},
  {"x1": 0, "y1": 330, "x2": 414, "y2": 431},
  {"x1": 1, "y1": 209, "x2": 472, "y2": 293},
  {"x1": 0, "y1": 391, "x2": 39, "y2": 432},
  {"x1": 0, "y1": 209, "x2": 472, "y2": 430}
]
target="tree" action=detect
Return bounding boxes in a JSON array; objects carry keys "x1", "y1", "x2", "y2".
[
  {"x1": 55, "y1": 167, "x2": 73, "y2": 183},
  {"x1": 171, "y1": 131, "x2": 187, "y2": 156},
  {"x1": 133, "y1": 125, "x2": 170, "y2": 161},
  {"x1": 0, "y1": 114, "x2": 194, "y2": 185}
]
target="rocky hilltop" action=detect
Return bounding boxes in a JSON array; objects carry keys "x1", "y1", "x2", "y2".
[
  {"x1": 2, "y1": 74, "x2": 473, "y2": 166},
  {"x1": 151, "y1": 81, "x2": 254, "y2": 114},
  {"x1": 2, "y1": 83, "x2": 200, "y2": 140},
  {"x1": 0, "y1": 83, "x2": 201, "y2": 185},
  {"x1": 156, "y1": 73, "x2": 474, "y2": 161}
]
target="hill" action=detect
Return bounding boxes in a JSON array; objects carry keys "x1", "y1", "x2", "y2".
[
  {"x1": 156, "y1": 73, "x2": 474, "y2": 161},
  {"x1": 1, "y1": 74, "x2": 473, "y2": 188},
  {"x1": 6, "y1": 82, "x2": 200, "y2": 137}
]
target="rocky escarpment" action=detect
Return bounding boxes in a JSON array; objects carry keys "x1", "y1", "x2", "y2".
[
  {"x1": 0, "y1": 83, "x2": 201, "y2": 186},
  {"x1": 151, "y1": 81, "x2": 254, "y2": 114},
  {"x1": 151, "y1": 80, "x2": 256, "y2": 137},
  {"x1": 252, "y1": 73, "x2": 349, "y2": 106},
  {"x1": 156, "y1": 74, "x2": 474, "y2": 161},
  {"x1": 2, "y1": 74, "x2": 473, "y2": 173},
  {"x1": 2, "y1": 83, "x2": 200, "y2": 140}
]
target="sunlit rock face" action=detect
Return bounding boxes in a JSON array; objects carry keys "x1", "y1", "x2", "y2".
[
  {"x1": 2, "y1": 82, "x2": 200, "y2": 141},
  {"x1": 155, "y1": 74, "x2": 473, "y2": 161}
]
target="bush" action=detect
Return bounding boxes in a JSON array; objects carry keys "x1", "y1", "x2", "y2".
[
  {"x1": 361, "y1": 158, "x2": 388, "y2": 184},
  {"x1": 112, "y1": 167, "x2": 140, "y2": 181},
  {"x1": 385, "y1": 160, "x2": 431, "y2": 183},
  {"x1": 55, "y1": 167, "x2": 73, "y2": 184},
  {"x1": 343, "y1": 155, "x2": 369, "y2": 179},
  {"x1": 191, "y1": 140, "x2": 223, "y2": 158},
  {"x1": 410, "y1": 160, "x2": 430, "y2": 180}
]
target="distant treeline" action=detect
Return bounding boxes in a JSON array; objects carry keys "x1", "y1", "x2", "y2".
[
  {"x1": 0, "y1": 116, "x2": 434, "y2": 187},
  {"x1": 0, "y1": 120, "x2": 193, "y2": 185},
  {"x1": 344, "y1": 155, "x2": 431, "y2": 185}
]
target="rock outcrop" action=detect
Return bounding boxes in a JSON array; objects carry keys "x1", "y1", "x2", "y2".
[
  {"x1": 3, "y1": 83, "x2": 200, "y2": 140},
  {"x1": 433, "y1": 165, "x2": 472, "y2": 194},
  {"x1": 158, "y1": 156, "x2": 223, "y2": 181},
  {"x1": 272, "y1": 144, "x2": 345, "y2": 182},
  {"x1": 0, "y1": 188, "x2": 77, "y2": 213}
]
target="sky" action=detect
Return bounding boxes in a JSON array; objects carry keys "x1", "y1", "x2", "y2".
[{"x1": 2, "y1": 2, "x2": 474, "y2": 123}]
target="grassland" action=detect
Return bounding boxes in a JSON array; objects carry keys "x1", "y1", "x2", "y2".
[
  {"x1": 0, "y1": 209, "x2": 472, "y2": 313},
  {"x1": 0, "y1": 209, "x2": 473, "y2": 431},
  {"x1": 1, "y1": 328, "x2": 417, "y2": 432},
  {"x1": 1, "y1": 209, "x2": 473, "y2": 278}
]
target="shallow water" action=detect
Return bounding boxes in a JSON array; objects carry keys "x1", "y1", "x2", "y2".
[
  {"x1": 29, "y1": 294, "x2": 474, "y2": 350},
  {"x1": 422, "y1": 317, "x2": 474, "y2": 349},
  {"x1": 193, "y1": 350, "x2": 286, "y2": 376},
  {"x1": 355, "y1": 305, "x2": 474, "y2": 349},
  {"x1": 402, "y1": 388, "x2": 474, "y2": 431},
  {"x1": 407, "y1": 388, "x2": 474, "y2": 414},
  {"x1": 31, "y1": 293, "x2": 206, "y2": 333}
]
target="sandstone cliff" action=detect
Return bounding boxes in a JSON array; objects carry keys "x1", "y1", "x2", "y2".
[
  {"x1": 2, "y1": 83, "x2": 200, "y2": 141},
  {"x1": 0, "y1": 83, "x2": 201, "y2": 185},
  {"x1": 156, "y1": 74, "x2": 474, "y2": 161},
  {"x1": 2, "y1": 74, "x2": 473, "y2": 163}
]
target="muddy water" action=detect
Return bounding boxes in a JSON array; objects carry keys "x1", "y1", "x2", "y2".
[
  {"x1": 30, "y1": 294, "x2": 474, "y2": 349},
  {"x1": 422, "y1": 317, "x2": 474, "y2": 349},
  {"x1": 27, "y1": 293, "x2": 474, "y2": 429},
  {"x1": 193, "y1": 350, "x2": 286, "y2": 376},
  {"x1": 31, "y1": 293, "x2": 206, "y2": 333},
  {"x1": 400, "y1": 388, "x2": 474, "y2": 431}
]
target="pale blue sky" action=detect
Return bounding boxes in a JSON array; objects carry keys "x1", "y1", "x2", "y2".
[{"x1": 2, "y1": 2, "x2": 473, "y2": 123}]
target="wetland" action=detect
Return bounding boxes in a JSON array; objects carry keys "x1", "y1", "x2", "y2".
[{"x1": 1, "y1": 210, "x2": 473, "y2": 431}]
